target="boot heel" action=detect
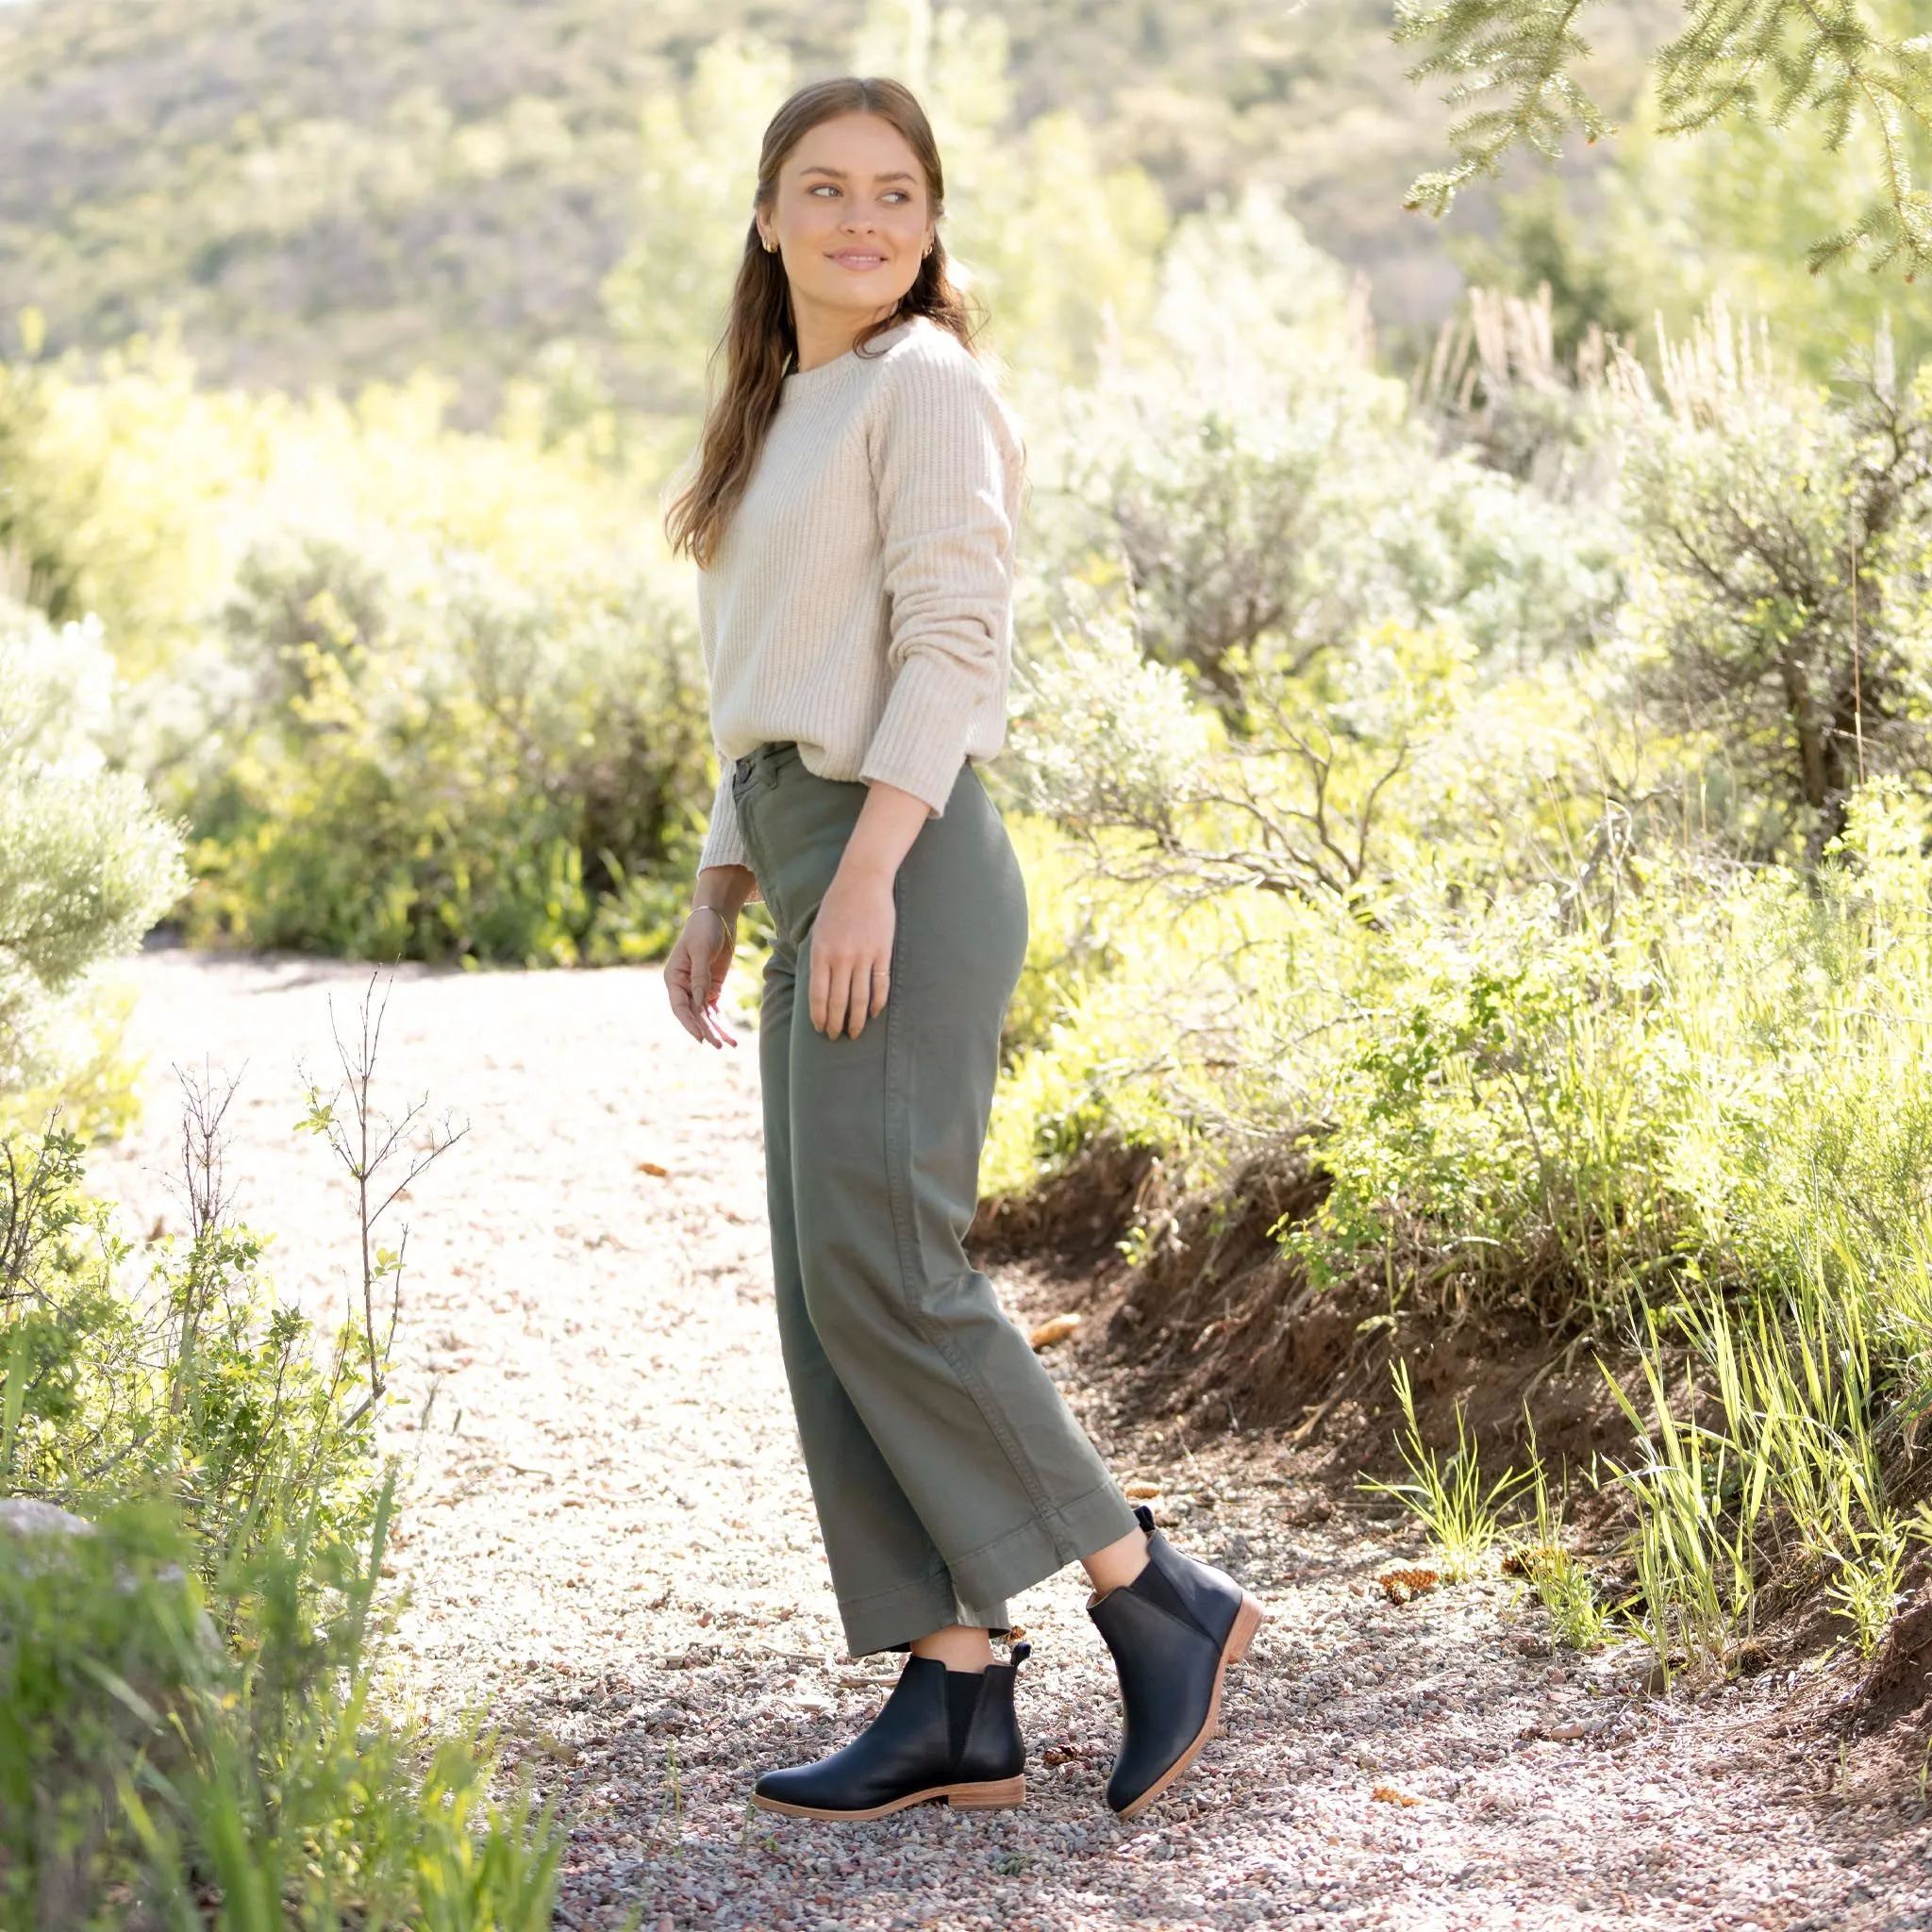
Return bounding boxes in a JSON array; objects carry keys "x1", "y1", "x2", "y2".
[
  {"x1": 1224, "y1": 1591, "x2": 1265, "y2": 1665},
  {"x1": 950, "y1": 1774, "x2": 1026, "y2": 1810}
]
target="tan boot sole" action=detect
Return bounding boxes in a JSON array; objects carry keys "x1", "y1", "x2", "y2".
[
  {"x1": 1113, "y1": 1591, "x2": 1265, "y2": 1824},
  {"x1": 752, "y1": 1774, "x2": 1025, "y2": 1821}
]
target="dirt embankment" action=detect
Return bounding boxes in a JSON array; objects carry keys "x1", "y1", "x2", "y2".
[
  {"x1": 971, "y1": 1132, "x2": 1626, "y2": 1483},
  {"x1": 974, "y1": 1131, "x2": 1932, "y2": 1783}
]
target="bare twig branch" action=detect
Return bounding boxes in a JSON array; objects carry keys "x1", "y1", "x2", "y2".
[
  {"x1": 170, "y1": 1058, "x2": 244, "y2": 1247},
  {"x1": 297, "y1": 971, "x2": 467, "y2": 1424}
]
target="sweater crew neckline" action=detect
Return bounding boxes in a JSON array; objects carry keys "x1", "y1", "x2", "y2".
[{"x1": 785, "y1": 314, "x2": 924, "y2": 393}]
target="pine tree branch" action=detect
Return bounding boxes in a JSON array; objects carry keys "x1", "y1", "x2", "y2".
[
  {"x1": 1396, "y1": 0, "x2": 1615, "y2": 216},
  {"x1": 1398, "y1": 0, "x2": 1932, "y2": 278}
]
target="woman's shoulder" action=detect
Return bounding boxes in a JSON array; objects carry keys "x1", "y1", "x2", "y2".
[
  {"x1": 870, "y1": 314, "x2": 1003, "y2": 403},
  {"x1": 867, "y1": 317, "x2": 1020, "y2": 465}
]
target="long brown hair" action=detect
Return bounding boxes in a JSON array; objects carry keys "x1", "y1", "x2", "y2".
[{"x1": 664, "y1": 75, "x2": 981, "y2": 569}]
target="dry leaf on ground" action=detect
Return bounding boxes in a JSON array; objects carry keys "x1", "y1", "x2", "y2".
[
  {"x1": 1371, "y1": 1785, "x2": 1421, "y2": 1807},
  {"x1": 1028, "y1": 1313, "x2": 1081, "y2": 1349}
]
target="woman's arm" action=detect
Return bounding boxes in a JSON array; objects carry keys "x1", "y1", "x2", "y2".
[
  {"x1": 857, "y1": 350, "x2": 1020, "y2": 813},
  {"x1": 665, "y1": 861, "x2": 758, "y2": 1048},
  {"x1": 809, "y1": 347, "x2": 1021, "y2": 1041},
  {"x1": 809, "y1": 777, "x2": 929, "y2": 1041}
]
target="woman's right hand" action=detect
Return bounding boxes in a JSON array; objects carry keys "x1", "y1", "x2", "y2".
[{"x1": 666, "y1": 898, "x2": 742, "y2": 1048}]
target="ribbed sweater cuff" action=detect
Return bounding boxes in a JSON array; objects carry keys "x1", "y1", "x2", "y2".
[
  {"x1": 858, "y1": 655, "x2": 984, "y2": 817},
  {"x1": 697, "y1": 770, "x2": 752, "y2": 874}
]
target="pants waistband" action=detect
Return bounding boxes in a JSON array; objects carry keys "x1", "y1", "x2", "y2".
[{"x1": 733, "y1": 741, "x2": 796, "y2": 780}]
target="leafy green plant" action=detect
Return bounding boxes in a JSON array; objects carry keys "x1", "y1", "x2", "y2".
[
  {"x1": 0, "y1": 1105, "x2": 378, "y2": 1593},
  {"x1": 1827, "y1": 1520, "x2": 1907, "y2": 1661},
  {"x1": 2, "y1": 1485, "x2": 563, "y2": 1928}
]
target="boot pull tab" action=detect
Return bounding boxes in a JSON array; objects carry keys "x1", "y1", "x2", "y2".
[{"x1": 1008, "y1": 1640, "x2": 1031, "y2": 1668}]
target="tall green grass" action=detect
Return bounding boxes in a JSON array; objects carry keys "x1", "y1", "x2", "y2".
[{"x1": 1606, "y1": 1255, "x2": 1924, "y2": 1682}]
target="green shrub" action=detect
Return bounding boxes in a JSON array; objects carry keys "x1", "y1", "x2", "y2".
[
  {"x1": 2, "y1": 1118, "x2": 376, "y2": 1608},
  {"x1": 177, "y1": 529, "x2": 713, "y2": 965},
  {"x1": 0, "y1": 1108, "x2": 562, "y2": 1924},
  {"x1": 0, "y1": 594, "x2": 183, "y2": 1129},
  {"x1": 1000, "y1": 293, "x2": 1932, "y2": 1359},
  {"x1": 1612, "y1": 310, "x2": 1932, "y2": 869}
]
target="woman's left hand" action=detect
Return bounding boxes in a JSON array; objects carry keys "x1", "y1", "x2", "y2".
[{"x1": 809, "y1": 862, "x2": 896, "y2": 1040}]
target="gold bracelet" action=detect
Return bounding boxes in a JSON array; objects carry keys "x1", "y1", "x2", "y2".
[{"x1": 690, "y1": 904, "x2": 732, "y2": 933}]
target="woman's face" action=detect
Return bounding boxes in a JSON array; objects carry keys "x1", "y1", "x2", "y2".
[{"x1": 758, "y1": 111, "x2": 935, "y2": 325}]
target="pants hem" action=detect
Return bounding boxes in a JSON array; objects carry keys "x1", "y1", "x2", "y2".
[
  {"x1": 946, "y1": 1479, "x2": 1141, "y2": 1610},
  {"x1": 839, "y1": 1572, "x2": 1013, "y2": 1658}
]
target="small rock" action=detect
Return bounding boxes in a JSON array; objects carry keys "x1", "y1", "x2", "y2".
[{"x1": 0, "y1": 1499, "x2": 95, "y2": 1541}]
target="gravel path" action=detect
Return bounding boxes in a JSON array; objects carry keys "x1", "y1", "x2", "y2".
[{"x1": 86, "y1": 949, "x2": 1931, "y2": 1931}]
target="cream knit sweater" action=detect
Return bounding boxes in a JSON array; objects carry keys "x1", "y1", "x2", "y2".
[{"x1": 692, "y1": 312, "x2": 1024, "y2": 883}]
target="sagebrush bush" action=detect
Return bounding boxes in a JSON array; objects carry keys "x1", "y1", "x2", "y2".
[
  {"x1": 0, "y1": 596, "x2": 183, "y2": 1122},
  {"x1": 1611, "y1": 307, "x2": 1932, "y2": 869},
  {"x1": 175, "y1": 528, "x2": 713, "y2": 965}
]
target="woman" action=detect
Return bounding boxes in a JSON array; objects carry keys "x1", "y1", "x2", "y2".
[{"x1": 661, "y1": 75, "x2": 1261, "y2": 1824}]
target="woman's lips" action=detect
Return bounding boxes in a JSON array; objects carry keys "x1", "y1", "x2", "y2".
[{"x1": 829, "y1": 251, "x2": 886, "y2": 269}]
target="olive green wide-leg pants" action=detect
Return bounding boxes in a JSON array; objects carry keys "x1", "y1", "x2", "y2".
[{"x1": 730, "y1": 740, "x2": 1138, "y2": 1657}]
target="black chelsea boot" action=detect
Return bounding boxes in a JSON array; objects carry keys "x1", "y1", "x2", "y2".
[
  {"x1": 751, "y1": 1641, "x2": 1030, "y2": 1819},
  {"x1": 1088, "y1": 1505, "x2": 1264, "y2": 1821}
]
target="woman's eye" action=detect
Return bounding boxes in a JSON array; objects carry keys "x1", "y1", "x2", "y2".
[{"x1": 806, "y1": 185, "x2": 912, "y2": 202}]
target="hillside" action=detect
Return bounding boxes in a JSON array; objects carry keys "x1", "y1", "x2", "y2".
[{"x1": 0, "y1": 0, "x2": 1665, "y2": 421}]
